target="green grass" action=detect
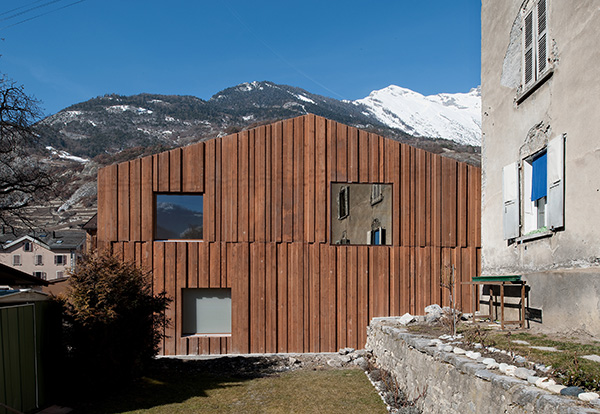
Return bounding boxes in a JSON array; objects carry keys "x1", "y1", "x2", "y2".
[
  {"x1": 66, "y1": 364, "x2": 387, "y2": 414},
  {"x1": 462, "y1": 328, "x2": 600, "y2": 390}
]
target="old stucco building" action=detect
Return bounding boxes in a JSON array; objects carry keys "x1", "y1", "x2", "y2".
[{"x1": 481, "y1": 0, "x2": 600, "y2": 336}]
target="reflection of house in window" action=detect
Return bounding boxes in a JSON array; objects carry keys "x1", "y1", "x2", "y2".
[
  {"x1": 337, "y1": 186, "x2": 349, "y2": 220},
  {"x1": 371, "y1": 184, "x2": 383, "y2": 205},
  {"x1": 155, "y1": 194, "x2": 204, "y2": 240},
  {"x1": 331, "y1": 183, "x2": 392, "y2": 245},
  {"x1": 367, "y1": 218, "x2": 386, "y2": 245},
  {"x1": 182, "y1": 288, "x2": 231, "y2": 335}
]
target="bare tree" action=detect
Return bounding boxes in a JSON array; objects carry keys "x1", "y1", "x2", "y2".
[{"x1": 0, "y1": 74, "x2": 56, "y2": 231}]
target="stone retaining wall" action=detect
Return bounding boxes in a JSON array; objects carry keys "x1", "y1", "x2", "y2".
[{"x1": 366, "y1": 319, "x2": 598, "y2": 414}]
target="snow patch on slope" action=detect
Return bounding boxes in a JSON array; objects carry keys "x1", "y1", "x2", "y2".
[
  {"x1": 355, "y1": 85, "x2": 481, "y2": 146},
  {"x1": 46, "y1": 146, "x2": 89, "y2": 163}
]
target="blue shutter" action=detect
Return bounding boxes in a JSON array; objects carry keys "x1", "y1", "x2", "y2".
[{"x1": 531, "y1": 152, "x2": 547, "y2": 201}]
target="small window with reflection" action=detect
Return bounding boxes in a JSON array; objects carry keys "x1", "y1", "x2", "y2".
[{"x1": 155, "y1": 194, "x2": 204, "y2": 240}]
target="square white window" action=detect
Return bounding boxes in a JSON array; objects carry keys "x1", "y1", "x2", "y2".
[
  {"x1": 182, "y1": 288, "x2": 231, "y2": 335},
  {"x1": 35, "y1": 255, "x2": 43, "y2": 266},
  {"x1": 12, "y1": 255, "x2": 21, "y2": 266}
]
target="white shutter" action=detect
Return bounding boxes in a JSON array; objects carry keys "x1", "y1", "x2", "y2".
[
  {"x1": 523, "y1": 10, "x2": 535, "y2": 86},
  {"x1": 537, "y1": 0, "x2": 548, "y2": 76},
  {"x1": 366, "y1": 231, "x2": 372, "y2": 245},
  {"x1": 503, "y1": 162, "x2": 520, "y2": 239},
  {"x1": 547, "y1": 135, "x2": 564, "y2": 229}
]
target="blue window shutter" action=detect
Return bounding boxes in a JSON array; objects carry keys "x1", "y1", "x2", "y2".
[{"x1": 531, "y1": 152, "x2": 547, "y2": 201}]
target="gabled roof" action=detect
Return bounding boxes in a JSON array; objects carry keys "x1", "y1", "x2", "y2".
[
  {"x1": 0, "y1": 230, "x2": 86, "y2": 251},
  {"x1": 0, "y1": 289, "x2": 49, "y2": 303},
  {"x1": 0, "y1": 263, "x2": 49, "y2": 286}
]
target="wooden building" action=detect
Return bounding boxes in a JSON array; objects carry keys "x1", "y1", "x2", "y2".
[{"x1": 97, "y1": 114, "x2": 481, "y2": 356}]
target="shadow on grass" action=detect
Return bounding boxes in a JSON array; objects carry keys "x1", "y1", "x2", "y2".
[{"x1": 59, "y1": 356, "x2": 286, "y2": 414}]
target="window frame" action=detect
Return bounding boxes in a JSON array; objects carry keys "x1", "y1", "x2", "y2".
[
  {"x1": 54, "y1": 254, "x2": 67, "y2": 265},
  {"x1": 34, "y1": 254, "x2": 43, "y2": 266},
  {"x1": 12, "y1": 254, "x2": 21, "y2": 266},
  {"x1": 181, "y1": 288, "x2": 232, "y2": 336},
  {"x1": 517, "y1": 0, "x2": 552, "y2": 104},
  {"x1": 155, "y1": 193, "x2": 204, "y2": 241}
]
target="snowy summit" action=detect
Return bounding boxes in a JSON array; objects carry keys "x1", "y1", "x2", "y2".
[{"x1": 355, "y1": 85, "x2": 481, "y2": 146}]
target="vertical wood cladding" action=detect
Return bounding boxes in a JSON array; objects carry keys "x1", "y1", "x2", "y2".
[{"x1": 97, "y1": 114, "x2": 482, "y2": 356}]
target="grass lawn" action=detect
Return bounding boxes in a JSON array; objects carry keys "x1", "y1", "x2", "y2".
[{"x1": 67, "y1": 361, "x2": 387, "y2": 414}]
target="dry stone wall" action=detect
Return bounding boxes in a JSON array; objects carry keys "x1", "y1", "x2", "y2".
[{"x1": 366, "y1": 319, "x2": 598, "y2": 414}]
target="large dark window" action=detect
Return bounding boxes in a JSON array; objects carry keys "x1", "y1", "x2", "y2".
[{"x1": 155, "y1": 194, "x2": 203, "y2": 240}]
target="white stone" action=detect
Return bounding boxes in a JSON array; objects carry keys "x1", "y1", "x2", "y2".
[
  {"x1": 512, "y1": 340, "x2": 530, "y2": 345},
  {"x1": 505, "y1": 365, "x2": 516, "y2": 376},
  {"x1": 535, "y1": 377, "x2": 548, "y2": 387},
  {"x1": 429, "y1": 339, "x2": 443, "y2": 346},
  {"x1": 453, "y1": 347, "x2": 466, "y2": 355},
  {"x1": 425, "y1": 304, "x2": 443, "y2": 314},
  {"x1": 583, "y1": 355, "x2": 600, "y2": 363},
  {"x1": 487, "y1": 362, "x2": 499, "y2": 370},
  {"x1": 467, "y1": 352, "x2": 481, "y2": 360},
  {"x1": 579, "y1": 392, "x2": 600, "y2": 402},
  {"x1": 439, "y1": 334, "x2": 452, "y2": 340},
  {"x1": 498, "y1": 363, "x2": 508, "y2": 373},
  {"x1": 482, "y1": 358, "x2": 496, "y2": 366},
  {"x1": 399, "y1": 313, "x2": 415, "y2": 325},
  {"x1": 514, "y1": 368, "x2": 535, "y2": 380},
  {"x1": 474, "y1": 343, "x2": 483, "y2": 349},
  {"x1": 536, "y1": 379, "x2": 556, "y2": 390},
  {"x1": 443, "y1": 345, "x2": 453, "y2": 352},
  {"x1": 547, "y1": 384, "x2": 566, "y2": 394},
  {"x1": 527, "y1": 376, "x2": 540, "y2": 384},
  {"x1": 487, "y1": 347, "x2": 498, "y2": 353},
  {"x1": 530, "y1": 346, "x2": 562, "y2": 352}
]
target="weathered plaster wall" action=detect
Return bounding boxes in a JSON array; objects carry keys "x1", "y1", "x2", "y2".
[
  {"x1": 481, "y1": 1, "x2": 600, "y2": 336},
  {"x1": 367, "y1": 319, "x2": 598, "y2": 414}
]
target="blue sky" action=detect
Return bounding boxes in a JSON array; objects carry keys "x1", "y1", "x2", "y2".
[{"x1": 0, "y1": 1, "x2": 481, "y2": 116}]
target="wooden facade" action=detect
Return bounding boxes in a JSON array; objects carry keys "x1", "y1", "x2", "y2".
[{"x1": 97, "y1": 114, "x2": 481, "y2": 356}]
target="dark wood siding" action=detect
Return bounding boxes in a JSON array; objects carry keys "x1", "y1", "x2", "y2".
[{"x1": 97, "y1": 114, "x2": 482, "y2": 355}]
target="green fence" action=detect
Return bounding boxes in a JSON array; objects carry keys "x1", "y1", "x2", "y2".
[{"x1": 0, "y1": 302, "x2": 60, "y2": 414}]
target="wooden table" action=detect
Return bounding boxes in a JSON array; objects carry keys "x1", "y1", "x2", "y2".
[{"x1": 464, "y1": 275, "x2": 527, "y2": 329}]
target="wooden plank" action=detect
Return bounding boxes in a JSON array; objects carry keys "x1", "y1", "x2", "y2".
[
  {"x1": 348, "y1": 125, "x2": 359, "y2": 183},
  {"x1": 400, "y1": 144, "x2": 411, "y2": 246},
  {"x1": 103, "y1": 164, "x2": 119, "y2": 242},
  {"x1": 409, "y1": 147, "x2": 416, "y2": 248},
  {"x1": 264, "y1": 126, "x2": 272, "y2": 243},
  {"x1": 431, "y1": 247, "x2": 442, "y2": 308},
  {"x1": 442, "y1": 157, "x2": 458, "y2": 247},
  {"x1": 369, "y1": 133, "x2": 379, "y2": 182},
  {"x1": 425, "y1": 152, "x2": 432, "y2": 246},
  {"x1": 142, "y1": 242, "x2": 153, "y2": 277},
  {"x1": 214, "y1": 137, "x2": 222, "y2": 241},
  {"x1": 272, "y1": 123, "x2": 283, "y2": 242},
  {"x1": 209, "y1": 242, "x2": 221, "y2": 288},
  {"x1": 458, "y1": 163, "x2": 468, "y2": 247},
  {"x1": 231, "y1": 136, "x2": 239, "y2": 242},
  {"x1": 304, "y1": 114, "x2": 316, "y2": 243},
  {"x1": 129, "y1": 159, "x2": 141, "y2": 241},
  {"x1": 336, "y1": 123, "x2": 348, "y2": 181},
  {"x1": 221, "y1": 243, "x2": 228, "y2": 288},
  {"x1": 266, "y1": 243, "x2": 277, "y2": 352},
  {"x1": 319, "y1": 243, "x2": 329, "y2": 352},
  {"x1": 315, "y1": 116, "x2": 327, "y2": 242},
  {"x1": 140, "y1": 156, "x2": 154, "y2": 242},
  {"x1": 277, "y1": 243, "x2": 288, "y2": 352},
  {"x1": 303, "y1": 243, "x2": 310, "y2": 352},
  {"x1": 205, "y1": 140, "x2": 215, "y2": 241},
  {"x1": 250, "y1": 243, "x2": 266, "y2": 353},
  {"x1": 379, "y1": 135, "x2": 385, "y2": 182},
  {"x1": 176, "y1": 242, "x2": 187, "y2": 354},
  {"x1": 431, "y1": 154, "x2": 442, "y2": 247},
  {"x1": 358, "y1": 130, "x2": 369, "y2": 183},
  {"x1": 282, "y1": 120, "x2": 294, "y2": 241},
  {"x1": 231, "y1": 243, "x2": 250, "y2": 353},
  {"x1": 309, "y1": 243, "x2": 320, "y2": 352},
  {"x1": 346, "y1": 246, "x2": 358, "y2": 348},
  {"x1": 152, "y1": 154, "x2": 159, "y2": 192},
  {"x1": 198, "y1": 242, "x2": 209, "y2": 288},
  {"x1": 389, "y1": 247, "x2": 400, "y2": 315},
  {"x1": 124, "y1": 241, "x2": 135, "y2": 263},
  {"x1": 220, "y1": 136, "x2": 231, "y2": 241},
  {"x1": 255, "y1": 126, "x2": 266, "y2": 241},
  {"x1": 169, "y1": 148, "x2": 182, "y2": 192},
  {"x1": 288, "y1": 243, "x2": 304, "y2": 352},
  {"x1": 164, "y1": 242, "x2": 176, "y2": 355},
  {"x1": 391, "y1": 142, "x2": 401, "y2": 246},
  {"x1": 327, "y1": 119, "x2": 337, "y2": 183},
  {"x1": 399, "y1": 247, "x2": 410, "y2": 314},
  {"x1": 238, "y1": 132, "x2": 249, "y2": 242},
  {"x1": 415, "y1": 149, "x2": 426, "y2": 247},
  {"x1": 357, "y1": 245, "x2": 368, "y2": 348},
  {"x1": 409, "y1": 247, "x2": 416, "y2": 314},
  {"x1": 293, "y1": 117, "x2": 304, "y2": 242},
  {"x1": 117, "y1": 162, "x2": 130, "y2": 241},
  {"x1": 336, "y1": 246, "x2": 347, "y2": 349},
  {"x1": 248, "y1": 130, "x2": 255, "y2": 241},
  {"x1": 158, "y1": 151, "x2": 169, "y2": 192},
  {"x1": 183, "y1": 142, "x2": 204, "y2": 192},
  {"x1": 187, "y1": 242, "x2": 198, "y2": 288}
]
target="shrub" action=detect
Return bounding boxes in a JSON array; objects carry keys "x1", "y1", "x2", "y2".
[{"x1": 59, "y1": 253, "x2": 170, "y2": 386}]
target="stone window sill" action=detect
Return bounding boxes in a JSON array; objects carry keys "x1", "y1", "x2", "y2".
[
  {"x1": 516, "y1": 68, "x2": 554, "y2": 105},
  {"x1": 516, "y1": 230, "x2": 553, "y2": 244}
]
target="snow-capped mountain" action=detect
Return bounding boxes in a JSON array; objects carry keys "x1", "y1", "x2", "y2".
[{"x1": 354, "y1": 85, "x2": 481, "y2": 146}]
